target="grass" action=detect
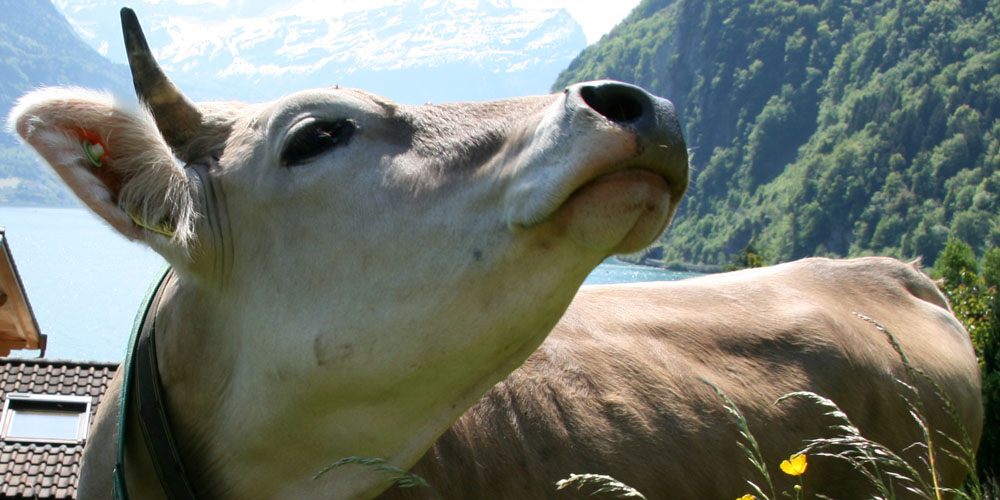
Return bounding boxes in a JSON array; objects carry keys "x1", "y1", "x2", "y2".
[
  {"x1": 556, "y1": 474, "x2": 649, "y2": 499},
  {"x1": 703, "y1": 378, "x2": 780, "y2": 500},
  {"x1": 313, "y1": 456, "x2": 436, "y2": 494}
]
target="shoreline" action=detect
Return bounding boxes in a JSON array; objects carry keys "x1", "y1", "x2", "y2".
[{"x1": 608, "y1": 256, "x2": 725, "y2": 275}]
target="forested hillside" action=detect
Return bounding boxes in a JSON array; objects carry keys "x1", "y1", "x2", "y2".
[
  {"x1": 0, "y1": 0, "x2": 130, "y2": 205},
  {"x1": 555, "y1": 0, "x2": 1000, "y2": 267}
]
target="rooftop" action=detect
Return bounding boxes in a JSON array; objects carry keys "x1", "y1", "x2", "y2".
[
  {"x1": 0, "y1": 357, "x2": 117, "y2": 499},
  {"x1": 0, "y1": 229, "x2": 45, "y2": 357}
]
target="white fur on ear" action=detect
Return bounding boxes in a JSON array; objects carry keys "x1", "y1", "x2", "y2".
[{"x1": 7, "y1": 87, "x2": 198, "y2": 250}]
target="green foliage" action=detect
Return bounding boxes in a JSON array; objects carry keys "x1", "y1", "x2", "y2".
[
  {"x1": 937, "y1": 237, "x2": 981, "y2": 287},
  {"x1": 985, "y1": 248, "x2": 1000, "y2": 289},
  {"x1": 934, "y1": 241, "x2": 1000, "y2": 482},
  {"x1": 730, "y1": 237, "x2": 768, "y2": 269},
  {"x1": 554, "y1": 0, "x2": 1000, "y2": 268}
]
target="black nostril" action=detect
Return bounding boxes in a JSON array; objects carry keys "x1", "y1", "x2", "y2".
[{"x1": 579, "y1": 84, "x2": 646, "y2": 124}]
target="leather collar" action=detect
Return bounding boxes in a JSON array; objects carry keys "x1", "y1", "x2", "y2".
[{"x1": 113, "y1": 267, "x2": 199, "y2": 500}]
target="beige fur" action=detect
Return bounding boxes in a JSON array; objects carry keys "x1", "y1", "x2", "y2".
[{"x1": 377, "y1": 257, "x2": 983, "y2": 500}]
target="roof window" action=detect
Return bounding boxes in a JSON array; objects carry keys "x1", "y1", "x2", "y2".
[{"x1": 0, "y1": 394, "x2": 91, "y2": 443}]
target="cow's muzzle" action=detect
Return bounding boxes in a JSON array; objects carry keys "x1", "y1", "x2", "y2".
[{"x1": 565, "y1": 80, "x2": 688, "y2": 202}]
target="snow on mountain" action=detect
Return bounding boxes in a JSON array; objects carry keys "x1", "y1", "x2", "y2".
[{"x1": 52, "y1": 0, "x2": 586, "y2": 104}]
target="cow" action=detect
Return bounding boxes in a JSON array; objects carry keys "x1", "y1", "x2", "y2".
[
  {"x1": 376, "y1": 257, "x2": 984, "y2": 500},
  {"x1": 7, "y1": 8, "x2": 687, "y2": 500}
]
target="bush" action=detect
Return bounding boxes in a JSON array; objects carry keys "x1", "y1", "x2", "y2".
[
  {"x1": 934, "y1": 239, "x2": 1000, "y2": 481},
  {"x1": 729, "y1": 237, "x2": 768, "y2": 270},
  {"x1": 937, "y1": 237, "x2": 980, "y2": 287}
]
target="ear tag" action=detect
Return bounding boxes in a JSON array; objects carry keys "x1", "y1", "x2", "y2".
[
  {"x1": 83, "y1": 140, "x2": 105, "y2": 168},
  {"x1": 80, "y1": 131, "x2": 109, "y2": 168},
  {"x1": 128, "y1": 212, "x2": 176, "y2": 239}
]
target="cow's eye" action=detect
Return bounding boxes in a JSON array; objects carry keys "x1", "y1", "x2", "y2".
[{"x1": 282, "y1": 118, "x2": 357, "y2": 167}]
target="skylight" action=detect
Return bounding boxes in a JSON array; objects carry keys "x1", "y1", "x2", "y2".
[{"x1": 0, "y1": 394, "x2": 91, "y2": 443}]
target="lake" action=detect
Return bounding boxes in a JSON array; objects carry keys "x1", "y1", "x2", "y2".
[{"x1": 0, "y1": 206, "x2": 698, "y2": 362}]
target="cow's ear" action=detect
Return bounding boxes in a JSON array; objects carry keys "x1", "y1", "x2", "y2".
[{"x1": 8, "y1": 88, "x2": 197, "y2": 253}]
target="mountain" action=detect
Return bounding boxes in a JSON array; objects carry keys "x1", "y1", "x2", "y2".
[
  {"x1": 554, "y1": 0, "x2": 1000, "y2": 268},
  {"x1": 54, "y1": 0, "x2": 586, "y2": 104},
  {"x1": 0, "y1": 0, "x2": 132, "y2": 205}
]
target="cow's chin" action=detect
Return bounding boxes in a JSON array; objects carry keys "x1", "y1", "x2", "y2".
[{"x1": 558, "y1": 169, "x2": 674, "y2": 254}]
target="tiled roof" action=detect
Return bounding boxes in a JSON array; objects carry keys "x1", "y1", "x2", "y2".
[
  {"x1": 0, "y1": 358, "x2": 115, "y2": 399},
  {"x1": 0, "y1": 443, "x2": 81, "y2": 499},
  {"x1": 0, "y1": 358, "x2": 118, "y2": 499}
]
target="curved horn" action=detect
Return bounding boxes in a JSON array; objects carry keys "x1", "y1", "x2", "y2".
[{"x1": 121, "y1": 7, "x2": 202, "y2": 154}]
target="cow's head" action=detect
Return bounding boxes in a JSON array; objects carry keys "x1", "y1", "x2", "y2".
[{"x1": 8, "y1": 8, "x2": 686, "y2": 498}]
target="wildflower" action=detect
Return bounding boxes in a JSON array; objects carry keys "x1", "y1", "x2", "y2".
[
  {"x1": 736, "y1": 494, "x2": 757, "y2": 500},
  {"x1": 779, "y1": 454, "x2": 808, "y2": 476}
]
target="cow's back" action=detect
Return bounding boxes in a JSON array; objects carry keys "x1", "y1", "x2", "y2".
[{"x1": 377, "y1": 257, "x2": 983, "y2": 500}]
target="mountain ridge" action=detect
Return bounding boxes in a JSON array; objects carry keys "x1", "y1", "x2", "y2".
[
  {"x1": 555, "y1": 0, "x2": 1000, "y2": 268},
  {"x1": 2, "y1": 0, "x2": 588, "y2": 205},
  {"x1": 54, "y1": 0, "x2": 586, "y2": 104}
]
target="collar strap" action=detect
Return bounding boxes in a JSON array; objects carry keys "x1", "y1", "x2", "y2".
[{"x1": 114, "y1": 267, "x2": 199, "y2": 500}]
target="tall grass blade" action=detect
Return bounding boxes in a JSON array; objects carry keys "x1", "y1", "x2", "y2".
[
  {"x1": 702, "y1": 378, "x2": 778, "y2": 500},
  {"x1": 556, "y1": 474, "x2": 648, "y2": 499},
  {"x1": 314, "y1": 456, "x2": 433, "y2": 492}
]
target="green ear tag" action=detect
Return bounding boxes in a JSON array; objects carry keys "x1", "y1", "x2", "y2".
[{"x1": 83, "y1": 140, "x2": 105, "y2": 168}]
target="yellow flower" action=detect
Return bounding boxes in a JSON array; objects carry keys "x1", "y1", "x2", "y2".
[
  {"x1": 780, "y1": 453, "x2": 808, "y2": 476},
  {"x1": 736, "y1": 495, "x2": 757, "y2": 500}
]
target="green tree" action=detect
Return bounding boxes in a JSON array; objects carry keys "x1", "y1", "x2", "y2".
[
  {"x1": 983, "y1": 247, "x2": 1000, "y2": 288},
  {"x1": 935, "y1": 243, "x2": 1000, "y2": 481},
  {"x1": 730, "y1": 237, "x2": 768, "y2": 269},
  {"x1": 935, "y1": 237, "x2": 979, "y2": 286}
]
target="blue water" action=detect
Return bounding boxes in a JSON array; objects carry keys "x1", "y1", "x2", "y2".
[
  {"x1": 583, "y1": 260, "x2": 699, "y2": 285},
  {"x1": 0, "y1": 206, "x2": 166, "y2": 362},
  {"x1": 0, "y1": 206, "x2": 696, "y2": 362}
]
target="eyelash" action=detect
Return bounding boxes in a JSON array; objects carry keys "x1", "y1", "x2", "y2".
[{"x1": 281, "y1": 119, "x2": 357, "y2": 167}]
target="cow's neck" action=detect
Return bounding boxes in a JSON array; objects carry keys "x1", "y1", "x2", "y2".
[
  {"x1": 146, "y1": 262, "x2": 588, "y2": 498},
  {"x1": 143, "y1": 275, "x2": 239, "y2": 497}
]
